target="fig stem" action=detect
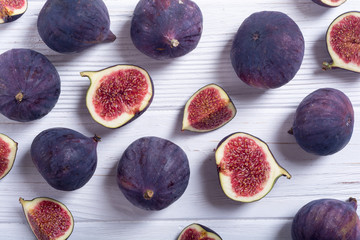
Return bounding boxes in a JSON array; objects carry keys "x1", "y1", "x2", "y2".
[
  {"x1": 322, "y1": 61, "x2": 333, "y2": 71},
  {"x1": 144, "y1": 189, "x2": 154, "y2": 200},
  {"x1": 93, "y1": 135, "x2": 101, "y2": 142},
  {"x1": 15, "y1": 91, "x2": 24, "y2": 103},
  {"x1": 170, "y1": 39, "x2": 180, "y2": 48},
  {"x1": 288, "y1": 128, "x2": 294, "y2": 135}
]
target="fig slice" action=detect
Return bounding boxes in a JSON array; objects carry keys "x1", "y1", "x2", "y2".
[
  {"x1": 20, "y1": 197, "x2": 74, "y2": 240},
  {"x1": 0, "y1": 0, "x2": 27, "y2": 24},
  {"x1": 182, "y1": 84, "x2": 236, "y2": 132},
  {"x1": 323, "y1": 11, "x2": 360, "y2": 72},
  {"x1": 80, "y1": 65, "x2": 154, "y2": 129},
  {"x1": 0, "y1": 133, "x2": 17, "y2": 180},
  {"x1": 312, "y1": 0, "x2": 346, "y2": 7},
  {"x1": 178, "y1": 223, "x2": 222, "y2": 240},
  {"x1": 215, "y1": 132, "x2": 291, "y2": 202}
]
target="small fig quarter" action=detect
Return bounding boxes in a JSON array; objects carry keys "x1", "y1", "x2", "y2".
[
  {"x1": 0, "y1": 133, "x2": 18, "y2": 180},
  {"x1": 182, "y1": 84, "x2": 236, "y2": 132},
  {"x1": 178, "y1": 223, "x2": 223, "y2": 240},
  {"x1": 323, "y1": 11, "x2": 360, "y2": 72},
  {"x1": 20, "y1": 197, "x2": 74, "y2": 240},
  {"x1": 0, "y1": 0, "x2": 27, "y2": 24},
  {"x1": 81, "y1": 65, "x2": 154, "y2": 129},
  {"x1": 312, "y1": 0, "x2": 347, "y2": 8},
  {"x1": 215, "y1": 132, "x2": 291, "y2": 202}
]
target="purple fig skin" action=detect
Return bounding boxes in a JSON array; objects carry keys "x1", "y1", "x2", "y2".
[
  {"x1": 117, "y1": 136, "x2": 190, "y2": 210},
  {"x1": 290, "y1": 88, "x2": 354, "y2": 156},
  {"x1": 291, "y1": 198, "x2": 360, "y2": 240},
  {"x1": 37, "y1": 0, "x2": 116, "y2": 53},
  {"x1": 31, "y1": 128, "x2": 99, "y2": 191},
  {"x1": 130, "y1": 0, "x2": 203, "y2": 60},
  {"x1": 0, "y1": 49, "x2": 60, "y2": 122},
  {"x1": 312, "y1": 0, "x2": 346, "y2": 8},
  {"x1": 230, "y1": 11, "x2": 304, "y2": 89}
]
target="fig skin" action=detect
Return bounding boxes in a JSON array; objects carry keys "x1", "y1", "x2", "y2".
[
  {"x1": 130, "y1": 0, "x2": 203, "y2": 60},
  {"x1": 20, "y1": 197, "x2": 74, "y2": 240},
  {"x1": 230, "y1": 11, "x2": 304, "y2": 89},
  {"x1": 0, "y1": 0, "x2": 28, "y2": 23},
  {"x1": 117, "y1": 136, "x2": 190, "y2": 210},
  {"x1": 0, "y1": 133, "x2": 18, "y2": 180},
  {"x1": 80, "y1": 65, "x2": 154, "y2": 129},
  {"x1": 37, "y1": 0, "x2": 116, "y2": 53},
  {"x1": 290, "y1": 88, "x2": 354, "y2": 156},
  {"x1": 312, "y1": 0, "x2": 346, "y2": 8},
  {"x1": 31, "y1": 127, "x2": 100, "y2": 191},
  {"x1": 0, "y1": 49, "x2": 61, "y2": 122},
  {"x1": 323, "y1": 11, "x2": 360, "y2": 72},
  {"x1": 291, "y1": 198, "x2": 360, "y2": 240}
]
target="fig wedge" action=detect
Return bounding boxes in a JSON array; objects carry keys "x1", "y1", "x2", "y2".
[
  {"x1": 182, "y1": 84, "x2": 236, "y2": 132},
  {"x1": 312, "y1": 0, "x2": 346, "y2": 7},
  {"x1": 0, "y1": 133, "x2": 17, "y2": 180},
  {"x1": 323, "y1": 11, "x2": 360, "y2": 72},
  {"x1": 81, "y1": 65, "x2": 154, "y2": 128},
  {"x1": 0, "y1": 0, "x2": 27, "y2": 24},
  {"x1": 20, "y1": 197, "x2": 74, "y2": 240},
  {"x1": 215, "y1": 132, "x2": 291, "y2": 202},
  {"x1": 178, "y1": 223, "x2": 222, "y2": 240}
]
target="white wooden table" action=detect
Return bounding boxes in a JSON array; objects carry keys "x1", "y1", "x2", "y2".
[{"x1": 1, "y1": 0, "x2": 360, "y2": 239}]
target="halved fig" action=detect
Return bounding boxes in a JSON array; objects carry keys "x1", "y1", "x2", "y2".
[
  {"x1": 80, "y1": 65, "x2": 154, "y2": 128},
  {"x1": 20, "y1": 197, "x2": 74, "y2": 240},
  {"x1": 0, "y1": 0, "x2": 27, "y2": 24},
  {"x1": 312, "y1": 0, "x2": 346, "y2": 8},
  {"x1": 323, "y1": 12, "x2": 360, "y2": 72},
  {"x1": 178, "y1": 223, "x2": 222, "y2": 240},
  {"x1": 0, "y1": 133, "x2": 17, "y2": 180},
  {"x1": 215, "y1": 132, "x2": 291, "y2": 202},
  {"x1": 182, "y1": 84, "x2": 236, "y2": 132}
]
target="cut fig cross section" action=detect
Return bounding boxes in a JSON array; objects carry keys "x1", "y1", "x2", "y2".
[
  {"x1": 323, "y1": 11, "x2": 360, "y2": 72},
  {"x1": 178, "y1": 223, "x2": 222, "y2": 240},
  {"x1": 182, "y1": 84, "x2": 236, "y2": 132},
  {"x1": 312, "y1": 0, "x2": 346, "y2": 7},
  {"x1": 20, "y1": 197, "x2": 74, "y2": 240},
  {"x1": 0, "y1": 133, "x2": 17, "y2": 180},
  {"x1": 215, "y1": 132, "x2": 291, "y2": 202},
  {"x1": 81, "y1": 65, "x2": 154, "y2": 128},
  {"x1": 0, "y1": 0, "x2": 27, "y2": 24}
]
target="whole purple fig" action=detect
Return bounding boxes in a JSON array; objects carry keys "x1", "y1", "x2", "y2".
[{"x1": 291, "y1": 198, "x2": 360, "y2": 240}]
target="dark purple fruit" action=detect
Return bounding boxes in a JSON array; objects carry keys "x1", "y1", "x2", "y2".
[
  {"x1": 0, "y1": 0, "x2": 27, "y2": 23},
  {"x1": 0, "y1": 133, "x2": 17, "y2": 180},
  {"x1": 20, "y1": 197, "x2": 74, "y2": 240},
  {"x1": 215, "y1": 132, "x2": 291, "y2": 202},
  {"x1": 291, "y1": 198, "x2": 360, "y2": 240},
  {"x1": 230, "y1": 11, "x2": 305, "y2": 89},
  {"x1": 323, "y1": 12, "x2": 360, "y2": 72},
  {"x1": 130, "y1": 0, "x2": 203, "y2": 60},
  {"x1": 0, "y1": 49, "x2": 60, "y2": 122},
  {"x1": 80, "y1": 65, "x2": 154, "y2": 129},
  {"x1": 31, "y1": 127, "x2": 99, "y2": 191},
  {"x1": 312, "y1": 0, "x2": 346, "y2": 7},
  {"x1": 117, "y1": 136, "x2": 190, "y2": 210},
  {"x1": 178, "y1": 223, "x2": 222, "y2": 240},
  {"x1": 289, "y1": 88, "x2": 354, "y2": 156},
  {"x1": 182, "y1": 84, "x2": 236, "y2": 132},
  {"x1": 37, "y1": 0, "x2": 116, "y2": 53}
]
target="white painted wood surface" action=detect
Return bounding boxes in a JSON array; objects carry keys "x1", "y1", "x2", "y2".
[{"x1": 1, "y1": 0, "x2": 360, "y2": 239}]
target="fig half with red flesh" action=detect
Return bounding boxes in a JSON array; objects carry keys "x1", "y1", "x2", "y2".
[
  {"x1": 20, "y1": 197, "x2": 74, "y2": 240},
  {"x1": 215, "y1": 132, "x2": 291, "y2": 202},
  {"x1": 0, "y1": 133, "x2": 17, "y2": 180},
  {"x1": 80, "y1": 65, "x2": 154, "y2": 129},
  {"x1": 312, "y1": 0, "x2": 346, "y2": 7},
  {"x1": 182, "y1": 84, "x2": 236, "y2": 132},
  {"x1": 0, "y1": 0, "x2": 27, "y2": 24},
  {"x1": 178, "y1": 223, "x2": 222, "y2": 240},
  {"x1": 323, "y1": 12, "x2": 360, "y2": 72}
]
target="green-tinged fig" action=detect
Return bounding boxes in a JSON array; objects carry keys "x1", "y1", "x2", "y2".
[
  {"x1": 81, "y1": 65, "x2": 154, "y2": 129},
  {"x1": 0, "y1": 133, "x2": 17, "y2": 180},
  {"x1": 323, "y1": 11, "x2": 360, "y2": 72},
  {"x1": 0, "y1": 0, "x2": 27, "y2": 23},
  {"x1": 20, "y1": 197, "x2": 74, "y2": 240},
  {"x1": 178, "y1": 223, "x2": 222, "y2": 240},
  {"x1": 215, "y1": 132, "x2": 291, "y2": 202},
  {"x1": 182, "y1": 84, "x2": 236, "y2": 132}
]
